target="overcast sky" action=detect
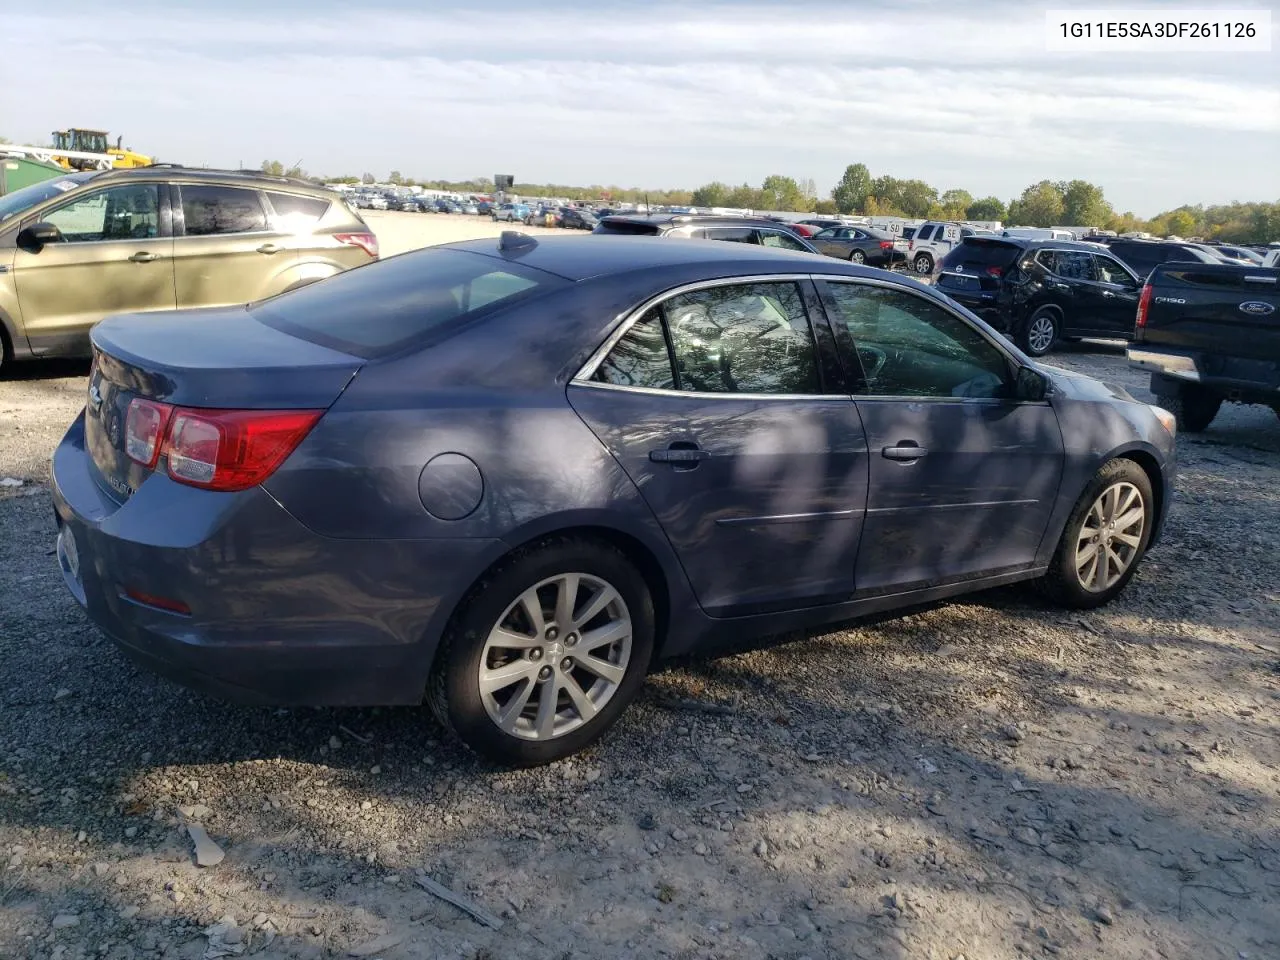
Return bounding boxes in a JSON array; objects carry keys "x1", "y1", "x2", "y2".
[{"x1": 2, "y1": 0, "x2": 1276, "y2": 214}]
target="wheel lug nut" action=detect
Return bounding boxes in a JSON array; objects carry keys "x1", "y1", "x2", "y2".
[
  {"x1": 565, "y1": 633, "x2": 577, "y2": 647},
  {"x1": 529, "y1": 648, "x2": 542, "y2": 661},
  {"x1": 561, "y1": 657, "x2": 573, "y2": 670},
  {"x1": 538, "y1": 666, "x2": 553, "y2": 681},
  {"x1": 545, "y1": 627, "x2": 558, "y2": 640}
]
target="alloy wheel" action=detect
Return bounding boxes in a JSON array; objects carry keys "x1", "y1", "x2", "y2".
[
  {"x1": 1074, "y1": 481, "x2": 1145, "y2": 592},
  {"x1": 1027, "y1": 315, "x2": 1057, "y2": 354},
  {"x1": 478, "y1": 573, "x2": 632, "y2": 740},
  {"x1": 851, "y1": 250, "x2": 865, "y2": 263}
]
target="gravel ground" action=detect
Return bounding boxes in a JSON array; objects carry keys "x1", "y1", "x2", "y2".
[{"x1": 1, "y1": 225, "x2": 1278, "y2": 960}]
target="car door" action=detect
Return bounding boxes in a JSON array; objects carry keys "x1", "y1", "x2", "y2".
[
  {"x1": 1032, "y1": 248, "x2": 1095, "y2": 330},
  {"x1": 568, "y1": 277, "x2": 869, "y2": 616},
  {"x1": 172, "y1": 183, "x2": 295, "y2": 308},
  {"x1": 817, "y1": 278, "x2": 1064, "y2": 594},
  {"x1": 11, "y1": 182, "x2": 174, "y2": 352},
  {"x1": 811, "y1": 227, "x2": 850, "y2": 257},
  {"x1": 1090, "y1": 253, "x2": 1142, "y2": 337}
]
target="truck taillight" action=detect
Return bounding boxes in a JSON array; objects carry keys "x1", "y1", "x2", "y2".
[
  {"x1": 334, "y1": 232, "x2": 379, "y2": 258},
  {"x1": 125, "y1": 401, "x2": 322, "y2": 491},
  {"x1": 1136, "y1": 282, "x2": 1153, "y2": 330}
]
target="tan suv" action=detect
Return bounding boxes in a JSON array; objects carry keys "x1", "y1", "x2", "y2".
[{"x1": 0, "y1": 167, "x2": 377, "y2": 372}]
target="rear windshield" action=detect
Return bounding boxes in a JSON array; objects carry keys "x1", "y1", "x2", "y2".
[
  {"x1": 940, "y1": 238, "x2": 1023, "y2": 269},
  {"x1": 594, "y1": 219, "x2": 662, "y2": 236},
  {"x1": 251, "y1": 248, "x2": 566, "y2": 357}
]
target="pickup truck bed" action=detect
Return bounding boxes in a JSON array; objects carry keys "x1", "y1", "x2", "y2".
[{"x1": 1128, "y1": 261, "x2": 1279, "y2": 431}]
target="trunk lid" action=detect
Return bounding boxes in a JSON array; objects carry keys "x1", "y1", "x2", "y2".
[{"x1": 86, "y1": 306, "x2": 362, "y2": 502}]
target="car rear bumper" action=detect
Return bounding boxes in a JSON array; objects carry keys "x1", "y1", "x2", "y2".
[
  {"x1": 51, "y1": 413, "x2": 501, "y2": 706},
  {"x1": 1129, "y1": 346, "x2": 1280, "y2": 395}
]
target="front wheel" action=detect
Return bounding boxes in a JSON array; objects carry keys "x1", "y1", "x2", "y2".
[
  {"x1": 1036, "y1": 459, "x2": 1154, "y2": 609},
  {"x1": 428, "y1": 538, "x2": 655, "y2": 766},
  {"x1": 1019, "y1": 308, "x2": 1059, "y2": 357},
  {"x1": 913, "y1": 253, "x2": 934, "y2": 274}
]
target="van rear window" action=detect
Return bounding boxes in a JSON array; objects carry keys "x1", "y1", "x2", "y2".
[{"x1": 251, "y1": 248, "x2": 565, "y2": 357}]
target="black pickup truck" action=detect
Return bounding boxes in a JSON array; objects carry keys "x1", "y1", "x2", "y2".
[{"x1": 1128, "y1": 261, "x2": 1279, "y2": 431}]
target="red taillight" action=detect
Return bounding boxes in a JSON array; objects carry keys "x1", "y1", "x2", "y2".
[
  {"x1": 879, "y1": 240, "x2": 893, "y2": 250},
  {"x1": 125, "y1": 399, "x2": 174, "y2": 469},
  {"x1": 1136, "y1": 282, "x2": 1153, "y2": 330},
  {"x1": 986, "y1": 266, "x2": 1004, "y2": 277},
  {"x1": 163, "y1": 408, "x2": 322, "y2": 492},
  {"x1": 334, "y1": 232, "x2": 379, "y2": 259}
]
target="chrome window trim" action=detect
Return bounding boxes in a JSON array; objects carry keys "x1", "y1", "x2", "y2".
[{"x1": 574, "y1": 270, "x2": 1036, "y2": 400}]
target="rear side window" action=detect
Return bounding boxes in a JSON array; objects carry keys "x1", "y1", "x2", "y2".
[
  {"x1": 593, "y1": 219, "x2": 660, "y2": 236},
  {"x1": 181, "y1": 185, "x2": 267, "y2": 236},
  {"x1": 251, "y1": 248, "x2": 564, "y2": 357},
  {"x1": 916, "y1": 225, "x2": 934, "y2": 241},
  {"x1": 267, "y1": 192, "x2": 330, "y2": 227},
  {"x1": 698, "y1": 227, "x2": 756, "y2": 244},
  {"x1": 758, "y1": 230, "x2": 809, "y2": 251}
]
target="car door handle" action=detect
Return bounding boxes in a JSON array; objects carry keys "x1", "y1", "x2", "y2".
[
  {"x1": 882, "y1": 444, "x2": 927, "y2": 461},
  {"x1": 1101, "y1": 290, "x2": 1116, "y2": 298},
  {"x1": 256, "y1": 243, "x2": 283, "y2": 255},
  {"x1": 650, "y1": 447, "x2": 709, "y2": 464},
  {"x1": 128, "y1": 251, "x2": 159, "y2": 262}
]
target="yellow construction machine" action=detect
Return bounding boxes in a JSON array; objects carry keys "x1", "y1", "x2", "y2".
[{"x1": 50, "y1": 129, "x2": 152, "y2": 170}]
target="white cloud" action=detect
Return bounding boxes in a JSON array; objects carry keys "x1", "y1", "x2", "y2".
[{"x1": 2, "y1": 1, "x2": 1276, "y2": 213}]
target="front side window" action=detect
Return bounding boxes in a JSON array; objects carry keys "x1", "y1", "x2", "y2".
[
  {"x1": 826, "y1": 283, "x2": 1010, "y2": 399},
  {"x1": 759, "y1": 230, "x2": 809, "y2": 251},
  {"x1": 1093, "y1": 255, "x2": 1134, "y2": 286},
  {"x1": 42, "y1": 184, "x2": 160, "y2": 242},
  {"x1": 591, "y1": 282, "x2": 822, "y2": 395},
  {"x1": 181, "y1": 185, "x2": 267, "y2": 236},
  {"x1": 916, "y1": 225, "x2": 934, "y2": 241}
]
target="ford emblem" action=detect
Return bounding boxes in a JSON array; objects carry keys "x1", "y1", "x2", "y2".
[{"x1": 1239, "y1": 301, "x2": 1275, "y2": 316}]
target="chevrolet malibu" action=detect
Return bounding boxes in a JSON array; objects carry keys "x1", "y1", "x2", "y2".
[{"x1": 53, "y1": 234, "x2": 1177, "y2": 766}]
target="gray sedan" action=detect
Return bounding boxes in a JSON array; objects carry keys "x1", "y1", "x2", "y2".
[
  {"x1": 52, "y1": 236, "x2": 1176, "y2": 766},
  {"x1": 810, "y1": 225, "x2": 903, "y2": 266}
]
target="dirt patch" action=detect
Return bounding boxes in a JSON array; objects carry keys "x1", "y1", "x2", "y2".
[{"x1": 2, "y1": 342, "x2": 1278, "y2": 959}]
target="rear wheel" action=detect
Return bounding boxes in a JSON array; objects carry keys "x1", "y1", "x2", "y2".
[
  {"x1": 849, "y1": 249, "x2": 866, "y2": 264},
  {"x1": 1019, "y1": 308, "x2": 1059, "y2": 357},
  {"x1": 1151, "y1": 376, "x2": 1221, "y2": 432},
  {"x1": 428, "y1": 538, "x2": 655, "y2": 766},
  {"x1": 1036, "y1": 459, "x2": 1154, "y2": 609},
  {"x1": 913, "y1": 253, "x2": 934, "y2": 274}
]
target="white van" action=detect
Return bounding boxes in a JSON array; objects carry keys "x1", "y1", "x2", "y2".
[{"x1": 1001, "y1": 227, "x2": 1076, "y2": 241}]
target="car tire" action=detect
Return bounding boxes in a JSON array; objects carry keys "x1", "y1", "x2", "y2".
[
  {"x1": 913, "y1": 253, "x2": 933, "y2": 274},
  {"x1": 1035, "y1": 458, "x2": 1154, "y2": 609},
  {"x1": 1018, "y1": 308, "x2": 1060, "y2": 357},
  {"x1": 1151, "y1": 377, "x2": 1221, "y2": 433},
  {"x1": 428, "y1": 537, "x2": 655, "y2": 766},
  {"x1": 849, "y1": 249, "x2": 866, "y2": 264}
]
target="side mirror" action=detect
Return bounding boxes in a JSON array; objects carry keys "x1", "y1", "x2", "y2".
[
  {"x1": 17, "y1": 222, "x2": 63, "y2": 250},
  {"x1": 1015, "y1": 366, "x2": 1049, "y2": 402}
]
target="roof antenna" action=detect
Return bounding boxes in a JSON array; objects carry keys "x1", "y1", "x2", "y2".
[{"x1": 499, "y1": 231, "x2": 537, "y2": 252}]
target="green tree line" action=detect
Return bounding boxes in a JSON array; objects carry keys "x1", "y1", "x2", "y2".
[{"x1": 301, "y1": 161, "x2": 1278, "y2": 244}]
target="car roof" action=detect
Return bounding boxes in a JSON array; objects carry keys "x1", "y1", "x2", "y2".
[
  {"x1": 71, "y1": 165, "x2": 333, "y2": 196},
  {"x1": 960, "y1": 236, "x2": 1115, "y2": 254},
  {"x1": 443, "y1": 233, "x2": 868, "y2": 282},
  {"x1": 600, "y1": 214, "x2": 793, "y2": 229}
]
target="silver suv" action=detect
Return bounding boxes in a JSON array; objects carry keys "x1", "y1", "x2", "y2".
[{"x1": 908, "y1": 221, "x2": 975, "y2": 275}]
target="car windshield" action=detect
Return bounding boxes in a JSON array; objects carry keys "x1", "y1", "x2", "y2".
[
  {"x1": 251, "y1": 247, "x2": 567, "y2": 357},
  {"x1": 0, "y1": 172, "x2": 98, "y2": 223}
]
